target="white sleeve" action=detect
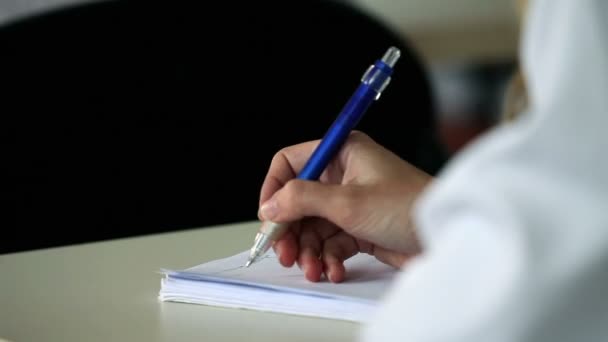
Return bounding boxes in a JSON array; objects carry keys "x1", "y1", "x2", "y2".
[{"x1": 362, "y1": 0, "x2": 608, "y2": 341}]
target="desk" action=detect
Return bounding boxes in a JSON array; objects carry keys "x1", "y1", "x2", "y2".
[{"x1": 0, "y1": 221, "x2": 359, "y2": 341}]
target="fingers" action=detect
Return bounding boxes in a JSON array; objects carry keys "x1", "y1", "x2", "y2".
[
  {"x1": 321, "y1": 231, "x2": 359, "y2": 283},
  {"x1": 272, "y1": 218, "x2": 414, "y2": 281},
  {"x1": 320, "y1": 235, "x2": 414, "y2": 283},
  {"x1": 258, "y1": 131, "x2": 376, "y2": 207},
  {"x1": 273, "y1": 229, "x2": 298, "y2": 267},
  {"x1": 297, "y1": 228, "x2": 324, "y2": 282},
  {"x1": 259, "y1": 141, "x2": 320, "y2": 206},
  {"x1": 274, "y1": 218, "x2": 341, "y2": 282},
  {"x1": 260, "y1": 180, "x2": 365, "y2": 232}
]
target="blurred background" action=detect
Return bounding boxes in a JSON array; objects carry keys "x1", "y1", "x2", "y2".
[
  {"x1": 2, "y1": 0, "x2": 520, "y2": 253},
  {"x1": 350, "y1": 0, "x2": 520, "y2": 153},
  {"x1": 1, "y1": 0, "x2": 521, "y2": 153}
]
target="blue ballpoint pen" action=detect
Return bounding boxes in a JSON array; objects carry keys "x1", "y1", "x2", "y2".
[{"x1": 245, "y1": 46, "x2": 401, "y2": 267}]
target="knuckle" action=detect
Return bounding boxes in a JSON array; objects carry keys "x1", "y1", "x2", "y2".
[
  {"x1": 281, "y1": 180, "x2": 303, "y2": 206},
  {"x1": 348, "y1": 131, "x2": 371, "y2": 144},
  {"x1": 342, "y1": 131, "x2": 374, "y2": 159},
  {"x1": 271, "y1": 149, "x2": 287, "y2": 166}
]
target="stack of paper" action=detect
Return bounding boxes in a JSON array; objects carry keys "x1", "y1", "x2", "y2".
[{"x1": 159, "y1": 250, "x2": 398, "y2": 322}]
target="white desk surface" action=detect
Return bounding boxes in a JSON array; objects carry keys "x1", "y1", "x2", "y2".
[{"x1": 0, "y1": 221, "x2": 360, "y2": 342}]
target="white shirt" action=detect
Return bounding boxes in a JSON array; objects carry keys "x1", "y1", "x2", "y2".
[{"x1": 363, "y1": 0, "x2": 608, "y2": 341}]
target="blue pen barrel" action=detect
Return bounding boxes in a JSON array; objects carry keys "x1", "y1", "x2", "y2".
[
  {"x1": 298, "y1": 83, "x2": 377, "y2": 180},
  {"x1": 296, "y1": 56, "x2": 395, "y2": 181}
]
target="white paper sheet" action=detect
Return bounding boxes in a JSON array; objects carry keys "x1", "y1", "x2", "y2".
[{"x1": 159, "y1": 250, "x2": 398, "y2": 322}]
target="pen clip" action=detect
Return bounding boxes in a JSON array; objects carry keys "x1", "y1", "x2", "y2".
[{"x1": 361, "y1": 65, "x2": 392, "y2": 99}]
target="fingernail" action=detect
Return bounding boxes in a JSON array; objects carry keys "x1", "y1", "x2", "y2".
[
  {"x1": 328, "y1": 270, "x2": 336, "y2": 283},
  {"x1": 260, "y1": 198, "x2": 279, "y2": 220}
]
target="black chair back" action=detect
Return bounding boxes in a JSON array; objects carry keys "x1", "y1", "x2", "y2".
[{"x1": 2, "y1": 0, "x2": 446, "y2": 253}]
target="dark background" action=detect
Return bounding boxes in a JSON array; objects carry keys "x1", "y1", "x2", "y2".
[{"x1": 2, "y1": 0, "x2": 447, "y2": 254}]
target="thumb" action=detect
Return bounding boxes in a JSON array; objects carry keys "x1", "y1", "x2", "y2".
[{"x1": 259, "y1": 179, "x2": 362, "y2": 229}]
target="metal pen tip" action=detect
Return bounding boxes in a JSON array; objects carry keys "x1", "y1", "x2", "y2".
[{"x1": 245, "y1": 259, "x2": 253, "y2": 268}]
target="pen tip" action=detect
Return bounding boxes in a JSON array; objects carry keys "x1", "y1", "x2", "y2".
[{"x1": 245, "y1": 260, "x2": 252, "y2": 268}]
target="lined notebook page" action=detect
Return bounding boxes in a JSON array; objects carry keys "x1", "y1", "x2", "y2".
[{"x1": 159, "y1": 250, "x2": 398, "y2": 322}]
